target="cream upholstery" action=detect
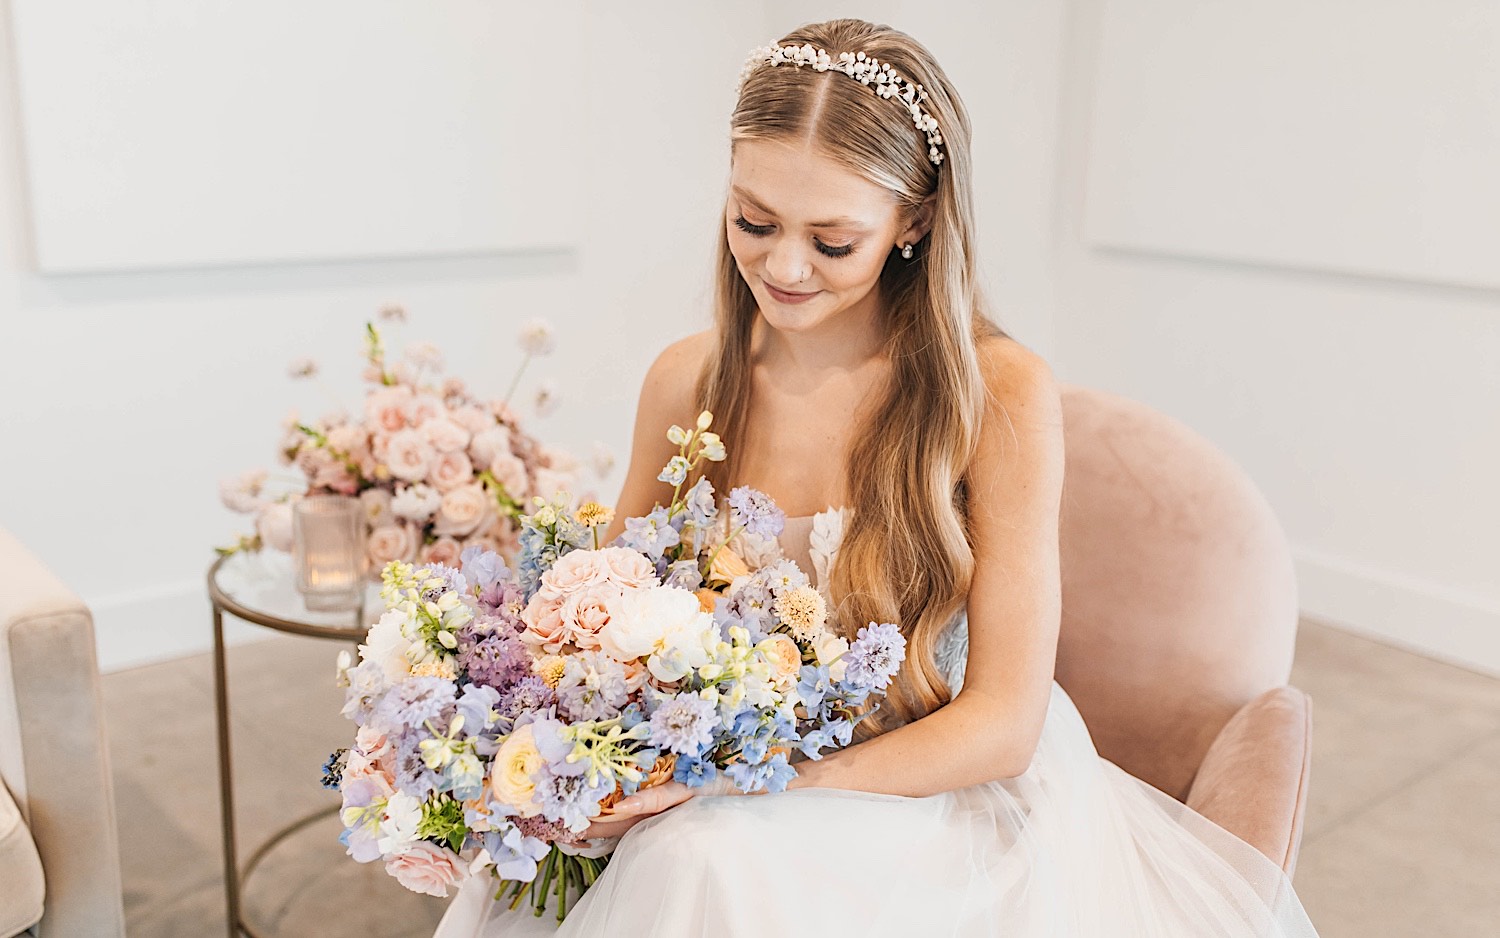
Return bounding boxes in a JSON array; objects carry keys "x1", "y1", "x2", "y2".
[
  {"x1": 1056, "y1": 385, "x2": 1312, "y2": 876},
  {"x1": 0, "y1": 528, "x2": 126, "y2": 936}
]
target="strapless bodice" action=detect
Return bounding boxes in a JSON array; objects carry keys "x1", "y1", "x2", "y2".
[{"x1": 776, "y1": 508, "x2": 970, "y2": 693}]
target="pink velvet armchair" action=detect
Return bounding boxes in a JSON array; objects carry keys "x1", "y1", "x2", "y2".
[{"x1": 1054, "y1": 385, "x2": 1312, "y2": 877}]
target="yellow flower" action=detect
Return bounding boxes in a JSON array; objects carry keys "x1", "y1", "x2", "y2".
[
  {"x1": 707, "y1": 547, "x2": 751, "y2": 587},
  {"x1": 693, "y1": 587, "x2": 721, "y2": 613},
  {"x1": 534, "y1": 654, "x2": 567, "y2": 688},
  {"x1": 410, "y1": 658, "x2": 457, "y2": 680},
  {"x1": 773, "y1": 586, "x2": 827, "y2": 641},
  {"x1": 757, "y1": 633, "x2": 803, "y2": 687},
  {"x1": 490, "y1": 724, "x2": 545, "y2": 815},
  {"x1": 576, "y1": 501, "x2": 614, "y2": 528}
]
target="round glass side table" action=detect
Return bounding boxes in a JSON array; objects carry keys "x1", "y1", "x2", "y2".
[{"x1": 206, "y1": 549, "x2": 379, "y2": 938}]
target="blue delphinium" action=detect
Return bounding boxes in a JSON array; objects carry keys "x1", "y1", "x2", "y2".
[
  {"x1": 727, "y1": 486, "x2": 785, "y2": 538},
  {"x1": 684, "y1": 477, "x2": 718, "y2": 528},
  {"x1": 481, "y1": 821, "x2": 552, "y2": 881},
  {"x1": 663, "y1": 559, "x2": 704, "y2": 591},
  {"x1": 648, "y1": 692, "x2": 719, "y2": 756},
  {"x1": 673, "y1": 753, "x2": 720, "y2": 789},
  {"x1": 620, "y1": 506, "x2": 681, "y2": 560}
]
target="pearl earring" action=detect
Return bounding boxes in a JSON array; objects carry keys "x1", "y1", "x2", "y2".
[{"x1": 900, "y1": 243, "x2": 914, "y2": 260}]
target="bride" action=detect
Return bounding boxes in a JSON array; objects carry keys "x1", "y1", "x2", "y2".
[{"x1": 436, "y1": 17, "x2": 1321, "y2": 937}]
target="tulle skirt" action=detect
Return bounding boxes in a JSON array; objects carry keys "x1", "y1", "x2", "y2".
[{"x1": 434, "y1": 680, "x2": 1320, "y2": 936}]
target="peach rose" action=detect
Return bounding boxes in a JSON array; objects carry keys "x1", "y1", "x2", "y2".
[
  {"x1": 539, "y1": 550, "x2": 607, "y2": 594},
  {"x1": 707, "y1": 547, "x2": 752, "y2": 586},
  {"x1": 423, "y1": 416, "x2": 471, "y2": 454},
  {"x1": 563, "y1": 582, "x2": 623, "y2": 650},
  {"x1": 450, "y1": 404, "x2": 494, "y2": 435},
  {"x1": 758, "y1": 634, "x2": 803, "y2": 688},
  {"x1": 469, "y1": 425, "x2": 514, "y2": 466},
  {"x1": 488, "y1": 452, "x2": 529, "y2": 502},
  {"x1": 432, "y1": 483, "x2": 489, "y2": 538},
  {"x1": 520, "y1": 593, "x2": 571, "y2": 654},
  {"x1": 427, "y1": 450, "x2": 474, "y2": 493},
  {"x1": 365, "y1": 386, "x2": 414, "y2": 433},
  {"x1": 421, "y1": 536, "x2": 463, "y2": 568},
  {"x1": 385, "y1": 428, "x2": 434, "y2": 483},
  {"x1": 596, "y1": 547, "x2": 659, "y2": 589},
  {"x1": 384, "y1": 842, "x2": 467, "y2": 898},
  {"x1": 367, "y1": 524, "x2": 417, "y2": 567}
]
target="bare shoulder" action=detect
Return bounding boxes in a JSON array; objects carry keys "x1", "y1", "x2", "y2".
[
  {"x1": 975, "y1": 335, "x2": 1063, "y2": 434},
  {"x1": 639, "y1": 328, "x2": 716, "y2": 418}
]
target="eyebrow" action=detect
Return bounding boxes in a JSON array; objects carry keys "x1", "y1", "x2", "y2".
[{"x1": 731, "y1": 186, "x2": 868, "y2": 230}]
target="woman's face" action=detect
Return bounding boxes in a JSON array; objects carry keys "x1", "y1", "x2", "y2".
[{"x1": 726, "y1": 138, "x2": 928, "y2": 335}]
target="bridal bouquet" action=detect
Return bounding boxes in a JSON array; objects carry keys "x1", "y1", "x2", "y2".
[
  {"x1": 219, "y1": 306, "x2": 603, "y2": 570},
  {"x1": 323, "y1": 413, "x2": 906, "y2": 921}
]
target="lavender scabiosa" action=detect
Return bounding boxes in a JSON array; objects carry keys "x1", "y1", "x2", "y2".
[
  {"x1": 534, "y1": 766, "x2": 612, "y2": 833},
  {"x1": 374, "y1": 676, "x2": 456, "y2": 732},
  {"x1": 842, "y1": 621, "x2": 907, "y2": 692},
  {"x1": 727, "y1": 486, "x2": 785, "y2": 538},
  {"x1": 499, "y1": 675, "x2": 557, "y2": 722},
  {"x1": 555, "y1": 651, "x2": 630, "y2": 723},
  {"x1": 648, "y1": 692, "x2": 719, "y2": 756}
]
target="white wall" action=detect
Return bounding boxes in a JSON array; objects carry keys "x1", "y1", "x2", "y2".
[
  {"x1": 1053, "y1": 0, "x2": 1500, "y2": 674},
  {"x1": 0, "y1": 2, "x2": 762, "y2": 670},
  {"x1": 4, "y1": 1, "x2": 1492, "y2": 678}
]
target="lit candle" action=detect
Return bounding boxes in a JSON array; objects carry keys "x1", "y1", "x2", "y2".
[{"x1": 293, "y1": 495, "x2": 366, "y2": 612}]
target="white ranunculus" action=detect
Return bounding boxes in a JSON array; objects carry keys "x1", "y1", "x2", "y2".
[
  {"x1": 361, "y1": 609, "x2": 415, "y2": 683},
  {"x1": 596, "y1": 586, "x2": 716, "y2": 682}
]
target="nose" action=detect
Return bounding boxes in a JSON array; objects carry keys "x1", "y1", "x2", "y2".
[{"x1": 764, "y1": 238, "x2": 812, "y2": 286}]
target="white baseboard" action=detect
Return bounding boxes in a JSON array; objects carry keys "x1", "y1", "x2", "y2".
[
  {"x1": 1295, "y1": 547, "x2": 1500, "y2": 679},
  {"x1": 90, "y1": 578, "x2": 267, "y2": 674}
]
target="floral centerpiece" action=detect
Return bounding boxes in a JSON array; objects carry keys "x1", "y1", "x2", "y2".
[
  {"x1": 323, "y1": 413, "x2": 907, "y2": 921},
  {"x1": 219, "y1": 306, "x2": 610, "y2": 572}
]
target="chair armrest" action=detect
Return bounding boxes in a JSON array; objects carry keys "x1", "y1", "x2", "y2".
[
  {"x1": 1185, "y1": 686, "x2": 1313, "y2": 877},
  {"x1": 0, "y1": 528, "x2": 126, "y2": 936}
]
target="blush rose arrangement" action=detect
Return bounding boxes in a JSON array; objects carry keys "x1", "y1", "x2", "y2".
[
  {"x1": 322, "y1": 412, "x2": 907, "y2": 922},
  {"x1": 218, "y1": 306, "x2": 612, "y2": 573}
]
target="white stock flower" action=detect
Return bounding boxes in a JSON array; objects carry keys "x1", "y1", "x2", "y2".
[
  {"x1": 361, "y1": 609, "x2": 416, "y2": 684},
  {"x1": 517, "y1": 319, "x2": 556, "y2": 356},
  {"x1": 377, "y1": 791, "x2": 424, "y2": 855}
]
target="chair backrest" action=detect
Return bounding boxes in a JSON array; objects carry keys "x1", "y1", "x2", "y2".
[{"x1": 1054, "y1": 385, "x2": 1298, "y2": 801}]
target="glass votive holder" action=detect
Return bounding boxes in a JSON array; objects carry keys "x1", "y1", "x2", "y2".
[{"x1": 292, "y1": 494, "x2": 367, "y2": 612}]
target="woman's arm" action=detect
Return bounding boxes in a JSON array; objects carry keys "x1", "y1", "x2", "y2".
[{"x1": 791, "y1": 339, "x2": 1065, "y2": 795}]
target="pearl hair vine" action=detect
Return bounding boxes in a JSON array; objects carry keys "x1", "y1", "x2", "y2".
[{"x1": 737, "y1": 42, "x2": 946, "y2": 167}]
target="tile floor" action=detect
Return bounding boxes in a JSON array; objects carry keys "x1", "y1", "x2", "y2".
[{"x1": 100, "y1": 617, "x2": 1500, "y2": 937}]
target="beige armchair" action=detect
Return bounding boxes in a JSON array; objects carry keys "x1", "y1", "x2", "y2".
[
  {"x1": 1056, "y1": 385, "x2": 1312, "y2": 877},
  {"x1": 0, "y1": 528, "x2": 126, "y2": 936}
]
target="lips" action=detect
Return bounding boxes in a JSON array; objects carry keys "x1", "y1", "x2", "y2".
[{"x1": 763, "y1": 280, "x2": 819, "y2": 301}]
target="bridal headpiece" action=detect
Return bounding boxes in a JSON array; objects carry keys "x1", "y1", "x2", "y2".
[{"x1": 737, "y1": 42, "x2": 946, "y2": 167}]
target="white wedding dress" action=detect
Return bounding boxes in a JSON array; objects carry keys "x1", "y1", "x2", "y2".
[{"x1": 435, "y1": 508, "x2": 1321, "y2": 937}]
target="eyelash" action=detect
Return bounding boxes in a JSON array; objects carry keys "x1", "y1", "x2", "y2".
[{"x1": 733, "y1": 214, "x2": 857, "y2": 259}]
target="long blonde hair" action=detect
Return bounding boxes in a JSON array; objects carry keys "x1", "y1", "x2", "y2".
[{"x1": 698, "y1": 19, "x2": 1007, "y2": 737}]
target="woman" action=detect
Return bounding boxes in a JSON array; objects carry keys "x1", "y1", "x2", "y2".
[{"x1": 437, "y1": 18, "x2": 1321, "y2": 936}]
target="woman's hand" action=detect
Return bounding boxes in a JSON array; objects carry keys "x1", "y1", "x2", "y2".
[
  {"x1": 579, "y1": 775, "x2": 748, "y2": 840},
  {"x1": 580, "y1": 780, "x2": 695, "y2": 840}
]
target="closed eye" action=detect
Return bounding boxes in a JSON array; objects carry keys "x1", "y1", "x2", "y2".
[{"x1": 732, "y1": 215, "x2": 857, "y2": 259}]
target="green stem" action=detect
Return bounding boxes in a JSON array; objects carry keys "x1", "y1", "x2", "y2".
[{"x1": 503, "y1": 353, "x2": 533, "y2": 406}]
